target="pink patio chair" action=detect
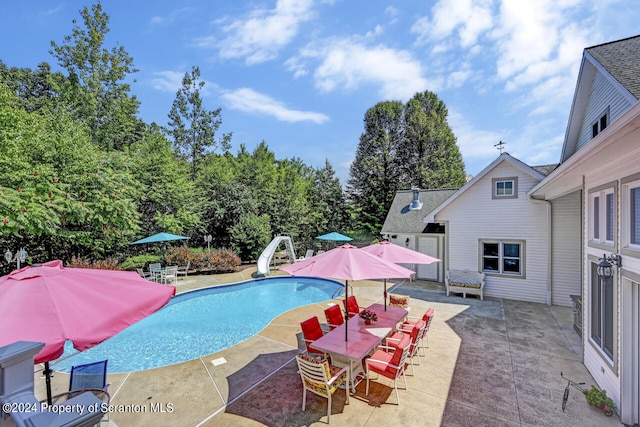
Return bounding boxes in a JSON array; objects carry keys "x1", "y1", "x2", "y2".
[
  {"x1": 403, "y1": 308, "x2": 435, "y2": 355},
  {"x1": 387, "y1": 319, "x2": 425, "y2": 375},
  {"x1": 365, "y1": 334, "x2": 411, "y2": 404}
]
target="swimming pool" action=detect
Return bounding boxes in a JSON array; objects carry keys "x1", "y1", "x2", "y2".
[{"x1": 52, "y1": 276, "x2": 343, "y2": 373}]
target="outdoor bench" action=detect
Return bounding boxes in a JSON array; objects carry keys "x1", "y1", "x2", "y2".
[{"x1": 445, "y1": 269, "x2": 485, "y2": 300}]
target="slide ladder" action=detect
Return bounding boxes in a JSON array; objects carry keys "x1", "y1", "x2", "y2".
[{"x1": 256, "y1": 236, "x2": 297, "y2": 276}]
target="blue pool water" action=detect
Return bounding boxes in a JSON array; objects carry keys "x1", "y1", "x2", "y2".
[{"x1": 53, "y1": 276, "x2": 343, "y2": 373}]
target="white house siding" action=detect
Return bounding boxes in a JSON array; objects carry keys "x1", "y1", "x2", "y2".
[
  {"x1": 581, "y1": 159, "x2": 640, "y2": 411},
  {"x1": 550, "y1": 191, "x2": 582, "y2": 306},
  {"x1": 576, "y1": 71, "x2": 633, "y2": 151},
  {"x1": 435, "y1": 162, "x2": 549, "y2": 303}
]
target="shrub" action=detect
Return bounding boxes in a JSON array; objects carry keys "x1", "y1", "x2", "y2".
[
  {"x1": 165, "y1": 246, "x2": 197, "y2": 267},
  {"x1": 164, "y1": 247, "x2": 241, "y2": 273},
  {"x1": 120, "y1": 254, "x2": 163, "y2": 271},
  {"x1": 189, "y1": 250, "x2": 209, "y2": 271},
  {"x1": 67, "y1": 256, "x2": 120, "y2": 270},
  {"x1": 207, "y1": 249, "x2": 241, "y2": 273}
]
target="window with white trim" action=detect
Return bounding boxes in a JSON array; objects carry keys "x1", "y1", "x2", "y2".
[
  {"x1": 606, "y1": 192, "x2": 614, "y2": 241},
  {"x1": 592, "y1": 110, "x2": 609, "y2": 138},
  {"x1": 492, "y1": 177, "x2": 518, "y2": 199},
  {"x1": 590, "y1": 262, "x2": 615, "y2": 360},
  {"x1": 481, "y1": 241, "x2": 523, "y2": 276},
  {"x1": 622, "y1": 177, "x2": 640, "y2": 251},
  {"x1": 633, "y1": 186, "x2": 640, "y2": 245},
  {"x1": 589, "y1": 187, "x2": 615, "y2": 246},
  {"x1": 593, "y1": 195, "x2": 600, "y2": 240}
]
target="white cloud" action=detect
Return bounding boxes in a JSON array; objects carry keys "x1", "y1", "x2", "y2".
[
  {"x1": 192, "y1": 36, "x2": 216, "y2": 49},
  {"x1": 216, "y1": 0, "x2": 315, "y2": 64},
  {"x1": 42, "y1": 6, "x2": 63, "y2": 17},
  {"x1": 448, "y1": 108, "x2": 503, "y2": 164},
  {"x1": 445, "y1": 69, "x2": 473, "y2": 89},
  {"x1": 493, "y1": 0, "x2": 587, "y2": 84},
  {"x1": 385, "y1": 6, "x2": 399, "y2": 24},
  {"x1": 284, "y1": 57, "x2": 308, "y2": 78},
  {"x1": 149, "y1": 8, "x2": 192, "y2": 26},
  {"x1": 150, "y1": 71, "x2": 185, "y2": 93},
  {"x1": 221, "y1": 88, "x2": 329, "y2": 124},
  {"x1": 297, "y1": 39, "x2": 430, "y2": 100},
  {"x1": 411, "y1": 0, "x2": 494, "y2": 48},
  {"x1": 150, "y1": 70, "x2": 219, "y2": 97},
  {"x1": 365, "y1": 25, "x2": 383, "y2": 38}
]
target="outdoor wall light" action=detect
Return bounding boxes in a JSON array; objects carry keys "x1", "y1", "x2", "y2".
[
  {"x1": 4, "y1": 247, "x2": 27, "y2": 270},
  {"x1": 597, "y1": 253, "x2": 622, "y2": 279}
]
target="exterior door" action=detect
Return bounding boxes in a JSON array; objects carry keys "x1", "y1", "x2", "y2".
[
  {"x1": 621, "y1": 277, "x2": 639, "y2": 425},
  {"x1": 417, "y1": 236, "x2": 440, "y2": 281}
]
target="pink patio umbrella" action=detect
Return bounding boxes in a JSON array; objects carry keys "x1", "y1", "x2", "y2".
[
  {"x1": 0, "y1": 260, "x2": 176, "y2": 404},
  {"x1": 281, "y1": 244, "x2": 414, "y2": 340},
  {"x1": 361, "y1": 241, "x2": 441, "y2": 310}
]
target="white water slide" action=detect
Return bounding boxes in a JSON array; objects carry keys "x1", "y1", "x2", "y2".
[{"x1": 257, "y1": 235, "x2": 297, "y2": 276}]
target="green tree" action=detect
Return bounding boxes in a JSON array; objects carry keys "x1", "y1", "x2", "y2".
[
  {"x1": 269, "y1": 158, "x2": 311, "y2": 237},
  {"x1": 167, "y1": 65, "x2": 231, "y2": 179},
  {"x1": 128, "y1": 124, "x2": 199, "y2": 238},
  {"x1": 347, "y1": 93, "x2": 466, "y2": 234},
  {"x1": 50, "y1": 2, "x2": 141, "y2": 151},
  {"x1": 195, "y1": 152, "x2": 256, "y2": 250},
  {"x1": 0, "y1": 85, "x2": 142, "y2": 262},
  {"x1": 347, "y1": 101, "x2": 404, "y2": 233},
  {"x1": 229, "y1": 212, "x2": 271, "y2": 261},
  {"x1": 306, "y1": 160, "x2": 347, "y2": 237},
  {"x1": 0, "y1": 61, "x2": 61, "y2": 113},
  {"x1": 400, "y1": 90, "x2": 466, "y2": 188}
]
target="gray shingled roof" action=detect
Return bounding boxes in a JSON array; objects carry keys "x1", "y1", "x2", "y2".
[
  {"x1": 381, "y1": 189, "x2": 458, "y2": 234},
  {"x1": 531, "y1": 163, "x2": 559, "y2": 176},
  {"x1": 587, "y1": 35, "x2": 640, "y2": 100}
]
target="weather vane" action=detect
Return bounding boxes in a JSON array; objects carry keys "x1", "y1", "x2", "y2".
[{"x1": 494, "y1": 140, "x2": 507, "y2": 154}]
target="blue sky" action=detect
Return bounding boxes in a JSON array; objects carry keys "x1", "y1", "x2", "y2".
[{"x1": 2, "y1": 1, "x2": 639, "y2": 184}]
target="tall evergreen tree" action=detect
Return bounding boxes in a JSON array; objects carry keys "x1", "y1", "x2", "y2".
[
  {"x1": 167, "y1": 65, "x2": 231, "y2": 180},
  {"x1": 50, "y1": 2, "x2": 141, "y2": 151},
  {"x1": 308, "y1": 160, "x2": 347, "y2": 236},
  {"x1": 347, "y1": 92, "x2": 466, "y2": 234},
  {"x1": 399, "y1": 90, "x2": 466, "y2": 189},
  {"x1": 347, "y1": 101, "x2": 404, "y2": 233},
  {"x1": 128, "y1": 124, "x2": 199, "y2": 237}
]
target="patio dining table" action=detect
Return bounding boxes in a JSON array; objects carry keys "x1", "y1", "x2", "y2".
[{"x1": 311, "y1": 303, "x2": 408, "y2": 393}]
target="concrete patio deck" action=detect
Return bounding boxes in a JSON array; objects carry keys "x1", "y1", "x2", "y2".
[{"x1": 34, "y1": 266, "x2": 623, "y2": 426}]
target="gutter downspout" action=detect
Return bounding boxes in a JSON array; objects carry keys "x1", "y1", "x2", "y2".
[{"x1": 529, "y1": 193, "x2": 552, "y2": 305}]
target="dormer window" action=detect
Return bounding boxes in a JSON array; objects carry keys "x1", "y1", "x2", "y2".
[
  {"x1": 592, "y1": 109, "x2": 609, "y2": 138},
  {"x1": 492, "y1": 177, "x2": 518, "y2": 199}
]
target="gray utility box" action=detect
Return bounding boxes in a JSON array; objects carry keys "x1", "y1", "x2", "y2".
[{"x1": 0, "y1": 341, "x2": 103, "y2": 427}]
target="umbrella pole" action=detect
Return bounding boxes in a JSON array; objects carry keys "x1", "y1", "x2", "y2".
[
  {"x1": 44, "y1": 361, "x2": 53, "y2": 406},
  {"x1": 344, "y1": 281, "x2": 349, "y2": 341},
  {"x1": 384, "y1": 279, "x2": 387, "y2": 311}
]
